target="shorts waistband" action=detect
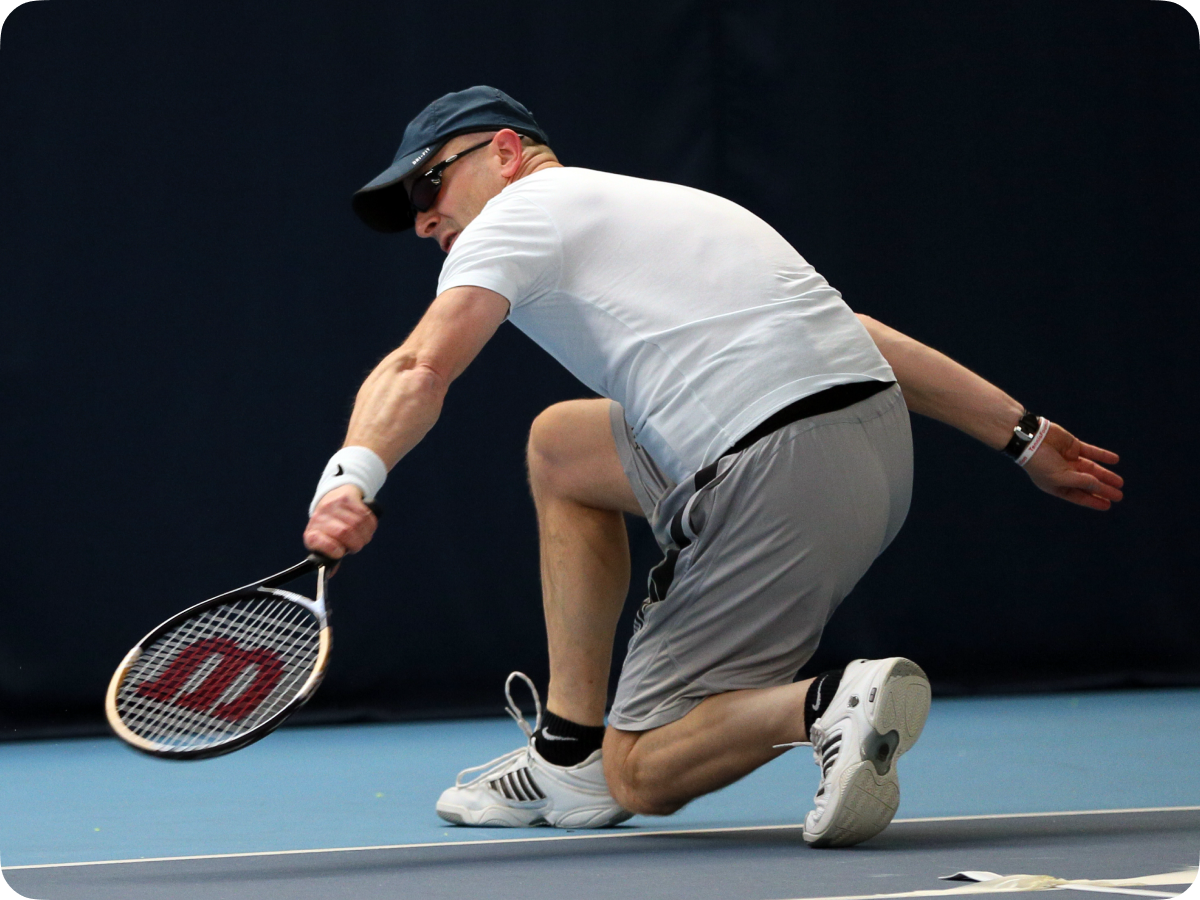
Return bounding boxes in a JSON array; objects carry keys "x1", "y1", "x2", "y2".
[
  {"x1": 727, "y1": 380, "x2": 896, "y2": 456},
  {"x1": 695, "y1": 380, "x2": 896, "y2": 492}
]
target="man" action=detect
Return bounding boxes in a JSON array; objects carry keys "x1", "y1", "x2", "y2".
[{"x1": 303, "y1": 86, "x2": 1123, "y2": 847}]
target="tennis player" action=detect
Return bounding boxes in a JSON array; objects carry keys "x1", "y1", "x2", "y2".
[{"x1": 303, "y1": 87, "x2": 1123, "y2": 847}]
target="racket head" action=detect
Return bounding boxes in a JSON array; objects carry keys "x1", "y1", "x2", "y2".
[{"x1": 106, "y1": 573, "x2": 330, "y2": 760}]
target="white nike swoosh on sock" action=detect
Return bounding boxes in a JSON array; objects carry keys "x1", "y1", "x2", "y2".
[
  {"x1": 539, "y1": 730, "x2": 578, "y2": 742},
  {"x1": 811, "y1": 677, "x2": 824, "y2": 712}
]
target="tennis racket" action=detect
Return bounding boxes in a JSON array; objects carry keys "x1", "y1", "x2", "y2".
[{"x1": 105, "y1": 552, "x2": 338, "y2": 760}]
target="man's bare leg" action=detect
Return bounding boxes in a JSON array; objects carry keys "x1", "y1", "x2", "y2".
[
  {"x1": 527, "y1": 399, "x2": 643, "y2": 727},
  {"x1": 603, "y1": 681, "x2": 815, "y2": 815}
]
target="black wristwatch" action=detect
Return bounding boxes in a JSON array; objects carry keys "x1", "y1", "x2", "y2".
[{"x1": 1002, "y1": 411, "x2": 1041, "y2": 460}]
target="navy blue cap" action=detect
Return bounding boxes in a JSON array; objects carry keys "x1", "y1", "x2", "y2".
[{"x1": 352, "y1": 86, "x2": 549, "y2": 233}]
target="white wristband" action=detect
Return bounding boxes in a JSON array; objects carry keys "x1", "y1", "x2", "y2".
[
  {"x1": 309, "y1": 446, "x2": 388, "y2": 516},
  {"x1": 1015, "y1": 417, "x2": 1050, "y2": 467}
]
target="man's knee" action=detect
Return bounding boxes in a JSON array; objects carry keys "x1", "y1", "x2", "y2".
[
  {"x1": 526, "y1": 399, "x2": 628, "y2": 507},
  {"x1": 527, "y1": 401, "x2": 590, "y2": 478},
  {"x1": 602, "y1": 727, "x2": 687, "y2": 817}
]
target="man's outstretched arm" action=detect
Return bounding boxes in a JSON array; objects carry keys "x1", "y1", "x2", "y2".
[
  {"x1": 857, "y1": 314, "x2": 1124, "y2": 511},
  {"x1": 304, "y1": 286, "x2": 511, "y2": 558}
]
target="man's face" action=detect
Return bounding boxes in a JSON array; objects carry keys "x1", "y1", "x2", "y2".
[{"x1": 408, "y1": 133, "x2": 508, "y2": 254}]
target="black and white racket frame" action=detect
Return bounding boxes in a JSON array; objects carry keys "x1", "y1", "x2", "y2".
[{"x1": 105, "y1": 553, "x2": 334, "y2": 761}]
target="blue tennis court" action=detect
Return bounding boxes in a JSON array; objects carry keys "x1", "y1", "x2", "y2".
[{"x1": 3, "y1": 689, "x2": 1198, "y2": 899}]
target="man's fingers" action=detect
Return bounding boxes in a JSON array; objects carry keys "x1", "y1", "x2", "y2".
[
  {"x1": 1058, "y1": 469, "x2": 1123, "y2": 504},
  {"x1": 310, "y1": 514, "x2": 375, "y2": 555},
  {"x1": 303, "y1": 528, "x2": 347, "y2": 560},
  {"x1": 1077, "y1": 440, "x2": 1119, "y2": 465},
  {"x1": 322, "y1": 507, "x2": 373, "y2": 541},
  {"x1": 1082, "y1": 470, "x2": 1123, "y2": 503},
  {"x1": 305, "y1": 496, "x2": 379, "y2": 559},
  {"x1": 311, "y1": 491, "x2": 379, "y2": 553},
  {"x1": 1077, "y1": 457, "x2": 1124, "y2": 490},
  {"x1": 1056, "y1": 488, "x2": 1112, "y2": 511}
]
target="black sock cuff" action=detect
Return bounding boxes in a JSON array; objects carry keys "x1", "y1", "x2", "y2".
[
  {"x1": 540, "y1": 711, "x2": 606, "y2": 742},
  {"x1": 803, "y1": 668, "x2": 844, "y2": 737},
  {"x1": 533, "y1": 711, "x2": 606, "y2": 767}
]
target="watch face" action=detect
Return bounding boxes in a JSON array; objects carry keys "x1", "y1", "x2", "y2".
[{"x1": 1004, "y1": 414, "x2": 1040, "y2": 458}]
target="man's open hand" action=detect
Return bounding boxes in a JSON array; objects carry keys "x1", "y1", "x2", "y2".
[
  {"x1": 304, "y1": 484, "x2": 379, "y2": 559},
  {"x1": 1023, "y1": 422, "x2": 1124, "y2": 511}
]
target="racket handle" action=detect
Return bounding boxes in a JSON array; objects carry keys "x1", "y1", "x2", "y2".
[
  {"x1": 365, "y1": 500, "x2": 384, "y2": 519},
  {"x1": 262, "y1": 553, "x2": 338, "y2": 588}
]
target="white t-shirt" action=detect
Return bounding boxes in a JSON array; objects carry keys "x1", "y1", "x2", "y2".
[{"x1": 437, "y1": 167, "x2": 894, "y2": 483}]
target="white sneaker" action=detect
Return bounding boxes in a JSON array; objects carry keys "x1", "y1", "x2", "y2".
[
  {"x1": 435, "y1": 673, "x2": 633, "y2": 829},
  {"x1": 803, "y1": 658, "x2": 931, "y2": 848}
]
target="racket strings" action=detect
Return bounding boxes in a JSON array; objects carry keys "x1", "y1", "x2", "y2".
[
  {"x1": 123, "y1": 601, "x2": 316, "y2": 747},
  {"x1": 116, "y1": 594, "x2": 321, "y2": 751},
  {"x1": 143, "y1": 600, "x2": 315, "y2": 741}
]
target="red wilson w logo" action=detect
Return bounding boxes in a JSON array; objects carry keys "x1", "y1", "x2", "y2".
[{"x1": 136, "y1": 637, "x2": 285, "y2": 722}]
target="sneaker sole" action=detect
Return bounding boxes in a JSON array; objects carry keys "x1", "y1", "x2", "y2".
[
  {"x1": 867, "y1": 659, "x2": 931, "y2": 763},
  {"x1": 436, "y1": 801, "x2": 545, "y2": 828},
  {"x1": 806, "y1": 761, "x2": 900, "y2": 848},
  {"x1": 547, "y1": 806, "x2": 635, "y2": 829},
  {"x1": 436, "y1": 800, "x2": 631, "y2": 829},
  {"x1": 806, "y1": 658, "x2": 931, "y2": 848}
]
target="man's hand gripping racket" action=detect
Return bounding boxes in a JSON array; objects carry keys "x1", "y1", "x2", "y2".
[
  {"x1": 304, "y1": 484, "x2": 381, "y2": 561},
  {"x1": 106, "y1": 495, "x2": 380, "y2": 760}
]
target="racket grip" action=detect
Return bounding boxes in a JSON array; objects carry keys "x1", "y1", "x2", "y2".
[{"x1": 365, "y1": 500, "x2": 384, "y2": 519}]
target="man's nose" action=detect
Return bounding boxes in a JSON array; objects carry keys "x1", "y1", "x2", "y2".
[{"x1": 415, "y1": 208, "x2": 439, "y2": 238}]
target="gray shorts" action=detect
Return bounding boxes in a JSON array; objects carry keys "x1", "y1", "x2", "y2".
[{"x1": 607, "y1": 384, "x2": 913, "y2": 731}]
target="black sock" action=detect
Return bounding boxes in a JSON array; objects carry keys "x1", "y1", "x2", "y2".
[
  {"x1": 803, "y1": 668, "x2": 844, "y2": 737},
  {"x1": 533, "y1": 710, "x2": 606, "y2": 767}
]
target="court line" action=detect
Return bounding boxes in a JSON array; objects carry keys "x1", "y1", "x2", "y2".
[{"x1": 5, "y1": 805, "x2": 1199, "y2": 872}]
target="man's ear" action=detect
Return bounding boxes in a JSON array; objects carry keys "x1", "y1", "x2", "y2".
[{"x1": 494, "y1": 129, "x2": 524, "y2": 178}]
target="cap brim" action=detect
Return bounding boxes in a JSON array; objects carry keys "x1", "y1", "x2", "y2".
[
  {"x1": 352, "y1": 180, "x2": 415, "y2": 233},
  {"x1": 351, "y1": 142, "x2": 442, "y2": 233}
]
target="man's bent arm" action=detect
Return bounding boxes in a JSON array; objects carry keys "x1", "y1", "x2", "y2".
[
  {"x1": 304, "y1": 286, "x2": 510, "y2": 557},
  {"x1": 342, "y1": 286, "x2": 509, "y2": 466},
  {"x1": 857, "y1": 313, "x2": 1124, "y2": 511}
]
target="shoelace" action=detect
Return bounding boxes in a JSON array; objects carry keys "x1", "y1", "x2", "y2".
[
  {"x1": 453, "y1": 672, "x2": 543, "y2": 789},
  {"x1": 503, "y1": 671, "x2": 542, "y2": 738},
  {"x1": 807, "y1": 722, "x2": 844, "y2": 809}
]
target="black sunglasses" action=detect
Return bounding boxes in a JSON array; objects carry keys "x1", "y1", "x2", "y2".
[{"x1": 407, "y1": 139, "x2": 494, "y2": 214}]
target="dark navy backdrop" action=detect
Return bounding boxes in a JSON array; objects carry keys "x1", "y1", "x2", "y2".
[{"x1": 1, "y1": 0, "x2": 1197, "y2": 738}]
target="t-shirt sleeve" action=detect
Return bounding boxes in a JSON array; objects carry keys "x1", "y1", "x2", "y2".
[{"x1": 435, "y1": 196, "x2": 562, "y2": 312}]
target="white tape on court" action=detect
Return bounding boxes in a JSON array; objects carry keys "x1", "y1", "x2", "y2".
[{"x1": 769, "y1": 867, "x2": 1199, "y2": 900}]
